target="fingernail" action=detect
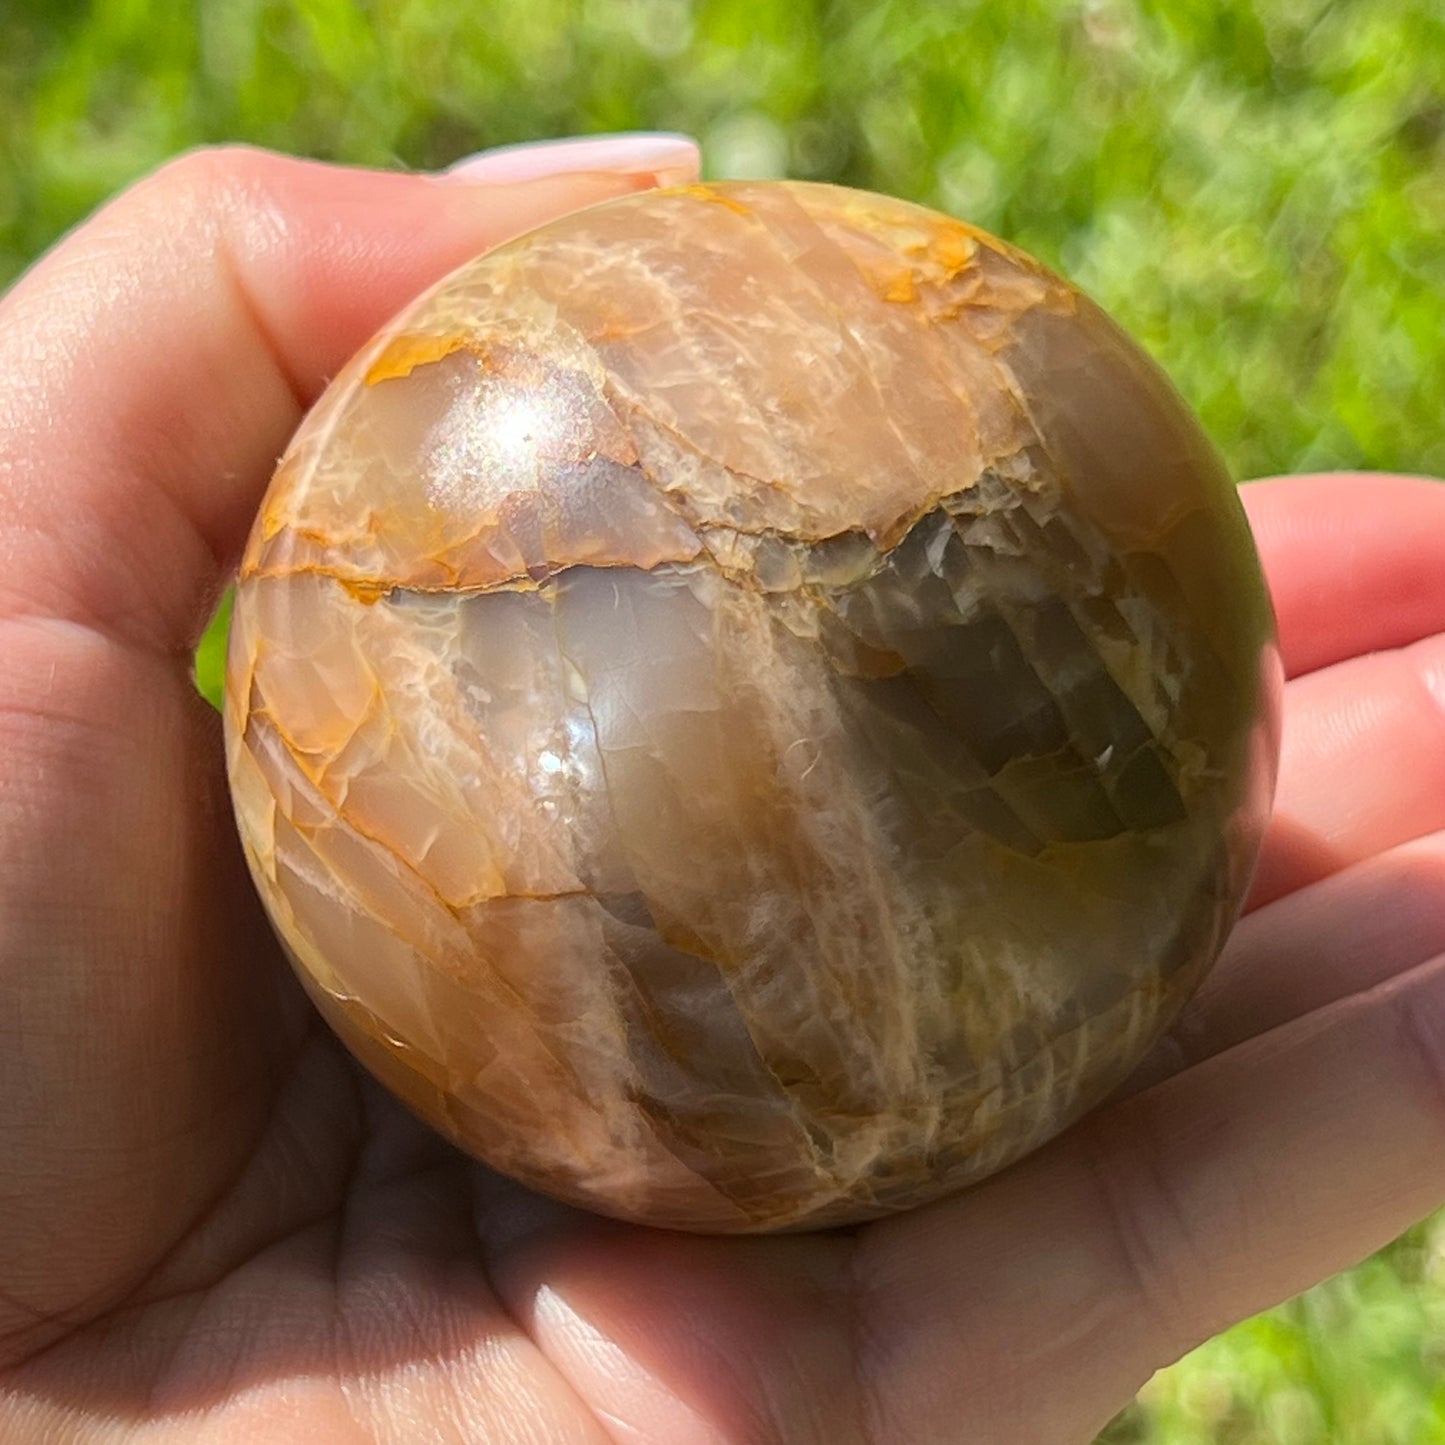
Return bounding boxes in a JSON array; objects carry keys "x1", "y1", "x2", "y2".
[{"x1": 443, "y1": 133, "x2": 700, "y2": 189}]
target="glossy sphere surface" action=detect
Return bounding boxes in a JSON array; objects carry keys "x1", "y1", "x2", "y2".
[{"x1": 225, "y1": 181, "x2": 1279, "y2": 1232}]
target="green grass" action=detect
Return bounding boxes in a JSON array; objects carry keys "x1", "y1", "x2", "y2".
[
  {"x1": 1104, "y1": 1213, "x2": 1445, "y2": 1444},
  {"x1": 4, "y1": 2, "x2": 1444, "y2": 1439}
]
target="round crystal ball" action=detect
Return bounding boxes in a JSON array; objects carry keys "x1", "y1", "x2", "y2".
[{"x1": 225, "y1": 181, "x2": 1279, "y2": 1232}]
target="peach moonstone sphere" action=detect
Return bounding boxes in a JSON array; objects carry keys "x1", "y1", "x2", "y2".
[{"x1": 225, "y1": 180, "x2": 1279, "y2": 1233}]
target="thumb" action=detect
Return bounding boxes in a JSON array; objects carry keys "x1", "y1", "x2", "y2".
[{"x1": 0, "y1": 135, "x2": 700, "y2": 654}]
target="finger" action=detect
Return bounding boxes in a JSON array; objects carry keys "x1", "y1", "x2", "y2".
[
  {"x1": 1250, "y1": 633, "x2": 1445, "y2": 905},
  {"x1": 473, "y1": 1181, "x2": 869, "y2": 1445},
  {"x1": 1243, "y1": 472, "x2": 1445, "y2": 679},
  {"x1": 1130, "y1": 830, "x2": 1445, "y2": 1094},
  {"x1": 855, "y1": 937, "x2": 1445, "y2": 1443},
  {"x1": 0, "y1": 140, "x2": 699, "y2": 655}
]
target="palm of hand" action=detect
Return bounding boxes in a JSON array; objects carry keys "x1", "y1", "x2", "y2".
[{"x1": 2, "y1": 149, "x2": 1443, "y2": 1445}]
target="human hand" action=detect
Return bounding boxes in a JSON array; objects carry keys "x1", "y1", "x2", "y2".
[{"x1": 0, "y1": 141, "x2": 1442, "y2": 1444}]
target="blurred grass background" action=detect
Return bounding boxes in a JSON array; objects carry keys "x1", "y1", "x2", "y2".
[{"x1": 2, "y1": 1, "x2": 1443, "y2": 1439}]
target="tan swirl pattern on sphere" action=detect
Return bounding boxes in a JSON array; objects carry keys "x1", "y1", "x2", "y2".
[{"x1": 225, "y1": 181, "x2": 1280, "y2": 1232}]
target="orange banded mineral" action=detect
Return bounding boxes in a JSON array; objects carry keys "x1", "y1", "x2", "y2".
[{"x1": 225, "y1": 181, "x2": 1280, "y2": 1232}]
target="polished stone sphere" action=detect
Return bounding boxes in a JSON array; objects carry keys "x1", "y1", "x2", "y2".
[{"x1": 225, "y1": 180, "x2": 1279, "y2": 1232}]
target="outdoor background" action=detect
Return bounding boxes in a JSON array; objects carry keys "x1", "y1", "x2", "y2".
[{"x1": 2, "y1": 0, "x2": 1443, "y2": 1440}]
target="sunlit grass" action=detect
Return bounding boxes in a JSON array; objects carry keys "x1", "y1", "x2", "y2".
[{"x1": 7, "y1": 3, "x2": 1445, "y2": 1439}]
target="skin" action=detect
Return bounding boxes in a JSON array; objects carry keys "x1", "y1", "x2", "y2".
[{"x1": 0, "y1": 145, "x2": 1442, "y2": 1445}]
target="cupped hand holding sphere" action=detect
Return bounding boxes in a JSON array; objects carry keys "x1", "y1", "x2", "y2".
[{"x1": 0, "y1": 138, "x2": 1441, "y2": 1444}]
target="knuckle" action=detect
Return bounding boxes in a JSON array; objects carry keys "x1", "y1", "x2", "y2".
[
  {"x1": 129, "y1": 144, "x2": 276, "y2": 224},
  {"x1": 1083, "y1": 1100, "x2": 1201, "y2": 1362},
  {"x1": 1394, "y1": 973, "x2": 1445, "y2": 1140}
]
